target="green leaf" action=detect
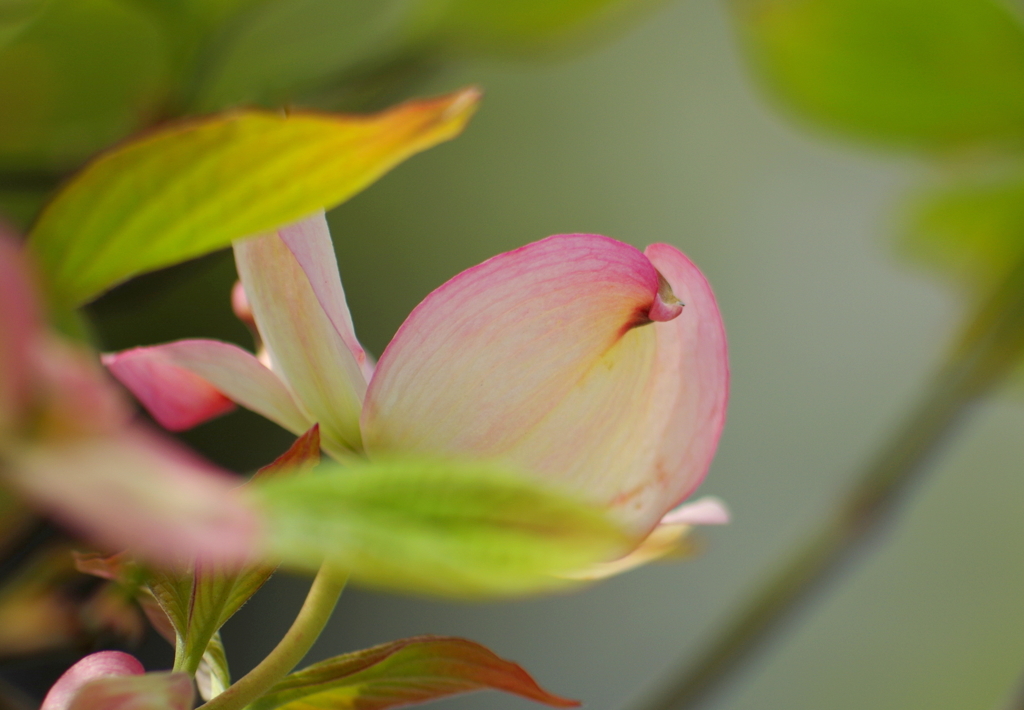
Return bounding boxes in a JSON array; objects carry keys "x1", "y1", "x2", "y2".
[
  {"x1": 901, "y1": 170, "x2": 1024, "y2": 295},
  {"x1": 0, "y1": 0, "x2": 169, "y2": 172},
  {"x1": 66, "y1": 672, "x2": 193, "y2": 710},
  {"x1": 250, "y1": 636, "x2": 579, "y2": 710},
  {"x1": 148, "y1": 427, "x2": 320, "y2": 676},
  {"x1": 249, "y1": 455, "x2": 631, "y2": 598},
  {"x1": 27, "y1": 87, "x2": 479, "y2": 306},
  {"x1": 0, "y1": 0, "x2": 47, "y2": 49},
  {"x1": 411, "y1": 0, "x2": 661, "y2": 54},
  {"x1": 189, "y1": 0, "x2": 409, "y2": 111},
  {"x1": 735, "y1": 0, "x2": 1024, "y2": 149}
]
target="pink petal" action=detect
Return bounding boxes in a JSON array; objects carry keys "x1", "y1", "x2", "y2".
[
  {"x1": 103, "y1": 340, "x2": 311, "y2": 435},
  {"x1": 7, "y1": 427, "x2": 262, "y2": 565},
  {"x1": 642, "y1": 243, "x2": 730, "y2": 515},
  {"x1": 278, "y1": 212, "x2": 375, "y2": 382},
  {"x1": 0, "y1": 226, "x2": 41, "y2": 432},
  {"x1": 362, "y1": 234, "x2": 729, "y2": 534},
  {"x1": 66, "y1": 672, "x2": 193, "y2": 710},
  {"x1": 658, "y1": 496, "x2": 730, "y2": 526},
  {"x1": 234, "y1": 213, "x2": 366, "y2": 455},
  {"x1": 41, "y1": 651, "x2": 144, "y2": 710},
  {"x1": 34, "y1": 337, "x2": 132, "y2": 439}
]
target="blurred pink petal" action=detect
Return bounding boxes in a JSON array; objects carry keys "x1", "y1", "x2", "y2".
[
  {"x1": 231, "y1": 280, "x2": 256, "y2": 331},
  {"x1": 234, "y1": 213, "x2": 366, "y2": 455},
  {"x1": 659, "y1": 496, "x2": 730, "y2": 526},
  {"x1": 0, "y1": 226, "x2": 40, "y2": 433},
  {"x1": 103, "y1": 340, "x2": 310, "y2": 434},
  {"x1": 41, "y1": 651, "x2": 143, "y2": 710},
  {"x1": 362, "y1": 234, "x2": 729, "y2": 535},
  {"x1": 8, "y1": 427, "x2": 261, "y2": 565},
  {"x1": 35, "y1": 338, "x2": 131, "y2": 439},
  {"x1": 67, "y1": 672, "x2": 193, "y2": 710},
  {"x1": 642, "y1": 243, "x2": 729, "y2": 517}
]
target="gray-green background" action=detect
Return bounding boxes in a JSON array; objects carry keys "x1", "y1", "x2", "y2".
[{"x1": 89, "y1": 1, "x2": 1024, "y2": 708}]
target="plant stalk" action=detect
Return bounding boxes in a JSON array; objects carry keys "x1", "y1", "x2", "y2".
[
  {"x1": 198, "y1": 564, "x2": 348, "y2": 710},
  {"x1": 635, "y1": 258, "x2": 1024, "y2": 710}
]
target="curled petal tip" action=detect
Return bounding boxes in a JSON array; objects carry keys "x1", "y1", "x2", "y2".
[{"x1": 647, "y1": 271, "x2": 684, "y2": 322}]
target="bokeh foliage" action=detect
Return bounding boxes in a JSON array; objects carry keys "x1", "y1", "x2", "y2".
[
  {"x1": 0, "y1": 0, "x2": 662, "y2": 179},
  {"x1": 735, "y1": 0, "x2": 1024, "y2": 307}
]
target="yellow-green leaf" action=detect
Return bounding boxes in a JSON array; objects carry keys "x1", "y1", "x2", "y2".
[{"x1": 27, "y1": 87, "x2": 479, "y2": 306}]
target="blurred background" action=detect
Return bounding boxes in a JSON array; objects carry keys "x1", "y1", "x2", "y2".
[{"x1": 6, "y1": 0, "x2": 1024, "y2": 709}]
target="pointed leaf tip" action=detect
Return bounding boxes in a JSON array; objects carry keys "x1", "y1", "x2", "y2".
[
  {"x1": 28, "y1": 88, "x2": 481, "y2": 306},
  {"x1": 252, "y1": 425, "x2": 321, "y2": 481}
]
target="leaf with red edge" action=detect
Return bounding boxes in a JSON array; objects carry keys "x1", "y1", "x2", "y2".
[
  {"x1": 148, "y1": 426, "x2": 320, "y2": 675},
  {"x1": 249, "y1": 636, "x2": 579, "y2": 710},
  {"x1": 251, "y1": 424, "x2": 321, "y2": 482}
]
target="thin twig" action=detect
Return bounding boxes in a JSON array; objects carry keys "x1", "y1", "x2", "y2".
[
  {"x1": 198, "y1": 564, "x2": 347, "y2": 710},
  {"x1": 634, "y1": 259, "x2": 1024, "y2": 710}
]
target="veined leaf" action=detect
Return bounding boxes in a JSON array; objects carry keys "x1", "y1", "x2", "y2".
[
  {"x1": 736, "y1": 0, "x2": 1024, "y2": 149},
  {"x1": 28, "y1": 88, "x2": 479, "y2": 306},
  {"x1": 148, "y1": 427, "x2": 320, "y2": 676},
  {"x1": 249, "y1": 455, "x2": 631, "y2": 598},
  {"x1": 250, "y1": 636, "x2": 578, "y2": 710}
]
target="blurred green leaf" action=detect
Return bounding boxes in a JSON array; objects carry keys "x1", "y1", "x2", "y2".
[
  {"x1": 27, "y1": 87, "x2": 479, "y2": 307},
  {"x1": 902, "y1": 170, "x2": 1024, "y2": 294},
  {"x1": 736, "y1": 0, "x2": 1024, "y2": 149},
  {"x1": 190, "y1": 0, "x2": 409, "y2": 112},
  {"x1": 148, "y1": 427, "x2": 320, "y2": 676},
  {"x1": 0, "y1": 0, "x2": 169, "y2": 172},
  {"x1": 0, "y1": 0, "x2": 47, "y2": 49},
  {"x1": 249, "y1": 456, "x2": 631, "y2": 598},
  {"x1": 250, "y1": 635, "x2": 579, "y2": 710},
  {"x1": 412, "y1": 0, "x2": 662, "y2": 54}
]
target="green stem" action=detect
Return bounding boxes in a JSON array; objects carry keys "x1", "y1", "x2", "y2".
[
  {"x1": 634, "y1": 259, "x2": 1024, "y2": 710},
  {"x1": 198, "y1": 564, "x2": 348, "y2": 710}
]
